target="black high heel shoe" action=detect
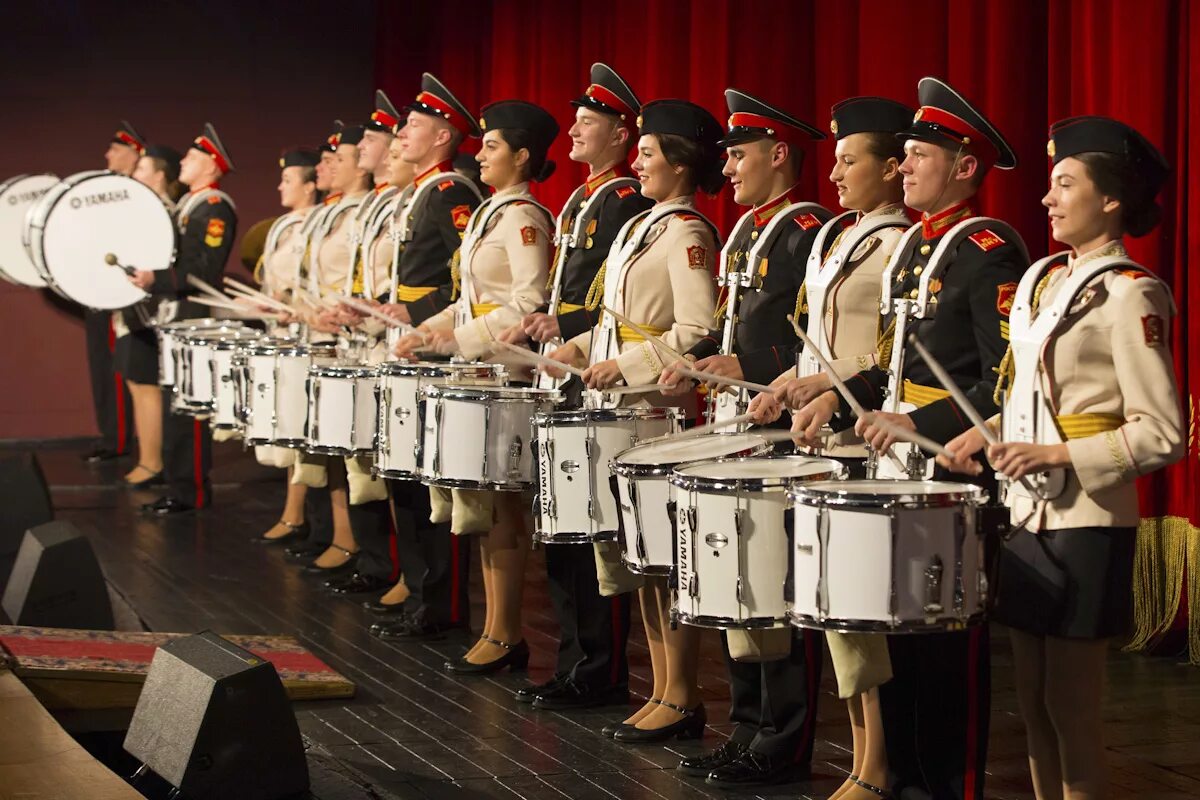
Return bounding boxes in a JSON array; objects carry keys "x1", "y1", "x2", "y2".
[
  {"x1": 301, "y1": 544, "x2": 358, "y2": 576},
  {"x1": 601, "y1": 699, "x2": 660, "y2": 738},
  {"x1": 123, "y1": 465, "x2": 165, "y2": 489},
  {"x1": 612, "y1": 701, "x2": 706, "y2": 744},
  {"x1": 252, "y1": 518, "x2": 309, "y2": 545},
  {"x1": 443, "y1": 637, "x2": 530, "y2": 675}
]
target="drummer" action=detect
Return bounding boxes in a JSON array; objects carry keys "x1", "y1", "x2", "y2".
[
  {"x1": 84, "y1": 121, "x2": 147, "y2": 465},
  {"x1": 250, "y1": 148, "x2": 321, "y2": 547},
  {"x1": 504, "y1": 63, "x2": 651, "y2": 713},
  {"x1": 749, "y1": 96, "x2": 915, "y2": 798},
  {"x1": 392, "y1": 100, "x2": 557, "y2": 672},
  {"x1": 657, "y1": 90, "x2": 832, "y2": 789},
  {"x1": 939, "y1": 117, "x2": 1183, "y2": 799},
  {"x1": 547, "y1": 99, "x2": 723, "y2": 743},
  {"x1": 131, "y1": 123, "x2": 237, "y2": 515},
  {"x1": 790, "y1": 78, "x2": 1025, "y2": 799}
]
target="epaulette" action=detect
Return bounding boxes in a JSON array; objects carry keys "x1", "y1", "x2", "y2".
[
  {"x1": 676, "y1": 212, "x2": 702, "y2": 222},
  {"x1": 615, "y1": 186, "x2": 637, "y2": 199},
  {"x1": 967, "y1": 228, "x2": 1005, "y2": 252},
  {"x1": 437, "y1": 180, "x2": 455, "y2": 192},
  {"x1": 1117, "y1": 269, "x2": 1152, "y2": 280},
  {"x1": 207, "y1": 195, "x2": 222, "y2": 205},
  {"x1": 794, "y1": 213, "x2": 822, "y2": 230}
]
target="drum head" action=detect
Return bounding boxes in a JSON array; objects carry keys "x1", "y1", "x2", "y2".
[
  {"x1": 0, "y1": 174, "x2": 59, "y2": 286},
  {"x1": 676, "y1": 455, "x2": 843, "y2": 480},
  {"x1": 35, "y1": 172, "x2": 175, "y2": 309},
  {"x1": 791, "y1": 479, "x2": 987, "y2": 507},
  {"x1": 616, "y1": 432, "x2": 769, "y2": 466}
]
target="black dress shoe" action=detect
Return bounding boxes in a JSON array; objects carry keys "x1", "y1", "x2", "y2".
[
  {"x1": 123, "y1": 466, "x2": 165, "y2": 489},
  {"x1": 373, "y1": 618, "x2": 460, "y2": 642},
  {"x1": 301, "y1": 545, "x2": 357, "y2": 576},
  {"x1": 678, "y1": 738, "x2": 749, "y2": 777},
  {"x1": 601, "y1": 699, "x2": 661, "y2": 738},
  {"x1": 613, "y1": 701, "x2": 706, "y2": 744},
  {"x1": 444, "y1": 638, "x2": 530, "y2": 675},
  {"x1": 83, "y1": 446, "x2": 123, "y2": 464},
  {"x1": 705, "y1": 749, "x2": 810, "y2": 789},
  {"x1": 285, "y1": 541, "x2": 326, "y2": 560},
  {"x1": 514, "y1": 674, "x2": 567, "y2": 704},
  {"x1": 252, "y1": 519, "x2": 309, "y2": 545},
  {"x1": 362, "y1": 598, "x2": 409, "y2": 615},
  {"x1": 140, "y1": 496, "x2": 196, "y2": 516},
  {"x1": 325, "y1": 572, "x2": 392, "y2": 595},
  {"x1": 531, "y1": 679, "x2": 629, "y2": 711}
]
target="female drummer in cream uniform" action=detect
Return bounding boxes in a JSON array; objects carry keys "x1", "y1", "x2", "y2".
[
  {"x1": 393, "y1": 101, "x2": 557, "y2": 673},
  {"x1": 115, "y1": 145, "x2": 185, "y2": 490},
  {"x1": 939, "y1": 117, "x2": 1183, "y2": 800},
  {"x1": 547, "y1": 99, "x2": 722, "y2": 742},
  {"x1": 747, "y1": 97, "x2": 914, "y2": 800},
  {"x1": 251, "y1": 148, "x2": 321, "y2": 546}
]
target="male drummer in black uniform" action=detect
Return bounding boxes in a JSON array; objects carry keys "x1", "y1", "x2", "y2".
[
  {"x1": 83, "y1": 121, "x2": 145, "y2": 464},
  {"x1": 500, "y1": 63, "x2": 652, "y2": 711},
  {"x1": 792, "y1": 77, "x2": 1025, "y2": 800},
  {"x1": 133, "y1": 123, "x2": 238, "y2": 516},
  {"x1": 658, "y1": 90, "x2": 828, "y2": 789},
  {"x1": 372, "y1": 74, "x2": 483, "y2": 639}
]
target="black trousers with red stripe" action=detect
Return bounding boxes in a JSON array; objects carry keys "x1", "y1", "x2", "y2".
[
  {"x1": 544, "y1": 542, "x2": 632, "y2": 689},
  {"x1": 387, "y1": 479, "x2": 471, "y2": 628},
  {"x1": 161, "y1": 389, "x2": 212, "y2": 507},
  {"x1": 724, "y1": 627, "x2": 823, "y2": 763},
  {"x1": 880, "y1": 626, "x2": 990, "y2": 800},
  {"x1": 85, "y1": 309, "x2": 132, "y2": 453}
]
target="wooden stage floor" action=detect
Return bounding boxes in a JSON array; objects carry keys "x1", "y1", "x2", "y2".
[{"x1": 10, "y1": 440, "x2": 1200, "y2": 800}]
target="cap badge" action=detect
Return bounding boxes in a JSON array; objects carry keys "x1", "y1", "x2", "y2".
[
  {"x1": 830, "y1": 119, "x2": 838, "y2": 135},
  {"x1": 636, "y1": 114, "x2": 644, "y2": 129},
  {"x1": 479, "y1": 117, "x2": 487, "y2": 131},
  {"x1": 913, "y1": 108, "x2": 925, "y2": 123},
  {"x1": 1046, "y1": 138, "x2": 1056, "y2": 158}
]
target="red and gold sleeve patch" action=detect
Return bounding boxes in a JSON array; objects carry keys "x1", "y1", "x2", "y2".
[
  {"x1": 1142, "y1": 314, "x2": 1165, "y2": 347},
  {"x1": 451, "y1": 204, "x2": 471, "y2": 231},
  {"x1": 615, "y1": 186, "x2": 636, "y2": 199},
  {"x1": 204, "y1": 218, "x2": 226, "y2": 247},
  {"x1": 795, "y1": 213, "x2": 822, "y2": 230},
  {"x1": 686, "y1": 244, "x2": 708, "y2": 270},
  {"x1": 968, "y1": 229, "x2": 1005, "y2": 252},
  {"x1": 996, "y1": 282, "x2": 1017, "y2": 316},
  {"x1": 207, "y1": 194, "x2": 221, "y2": 205},
  {"x1": 437, "y1": 180, "x2": 455, "y2": 192},
  {"x1": 520, "y1": 225, "x2": 537, "y2": 246}
]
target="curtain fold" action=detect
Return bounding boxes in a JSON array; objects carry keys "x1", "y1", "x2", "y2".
[{"x1": 376, "y1": 0, "x2": 1200, "y2": 663}]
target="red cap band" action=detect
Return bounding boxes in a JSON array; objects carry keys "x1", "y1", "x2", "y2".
[
  {"x1": 727, "y1": 112, "x2": 807, "y2": 146},
  {"x1": 115, "y1": 131, "x2": 145, "y2": 154},
  {"x1": 585, "y1": 84, "x2": 635, "y2": 119},
  {"x1": 913, "y1": 106, "x2": 998, "y2": 162},
  {"x1": 194, "y1": 135, "x2": 231, "y2": 173},
  {"x1": 414, "y1": 91, "x2": 471, "y2": 136},
  {"x1": 371, "y1": 109, "x2": 398, "y2": 129}
]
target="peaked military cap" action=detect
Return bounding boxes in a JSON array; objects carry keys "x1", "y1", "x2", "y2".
[
  {"x1": 638, "y1": 99, "x2": 723, "y2": 151},
  {"x1": 321, "y1": 120, "x2": 344, "y2": 153},
  {"x1": 143, "y1": 144, "x2": 182, "y2": 181},
  {"x1": 1048, "y1": 115, "x2": 1169, "y2": 195},
  {"x1": 366, "y1": 89, "x2": 401, "y2": 134},
  {"x1": 719, "y1": 89, "x2": 824, "y2": 148},
  {"x1": 901, "y1": 77, "x2": 1016, "y2": 170},
  {"x1": 191, "y1": 122, "x2": 234, "y2": 173},
  {"x1": 479, "y1": 100, "x2": 560, "y2": 154},
  {"x1": 408, "y1": 73, "x2": 481, "y2": 137},
  {"x1": 112, "y1": 120, "x2": 147, "y2": 154},
  {"x1": 335, "y1": 125, "x2": 365, "y2": 147},
  {"x1": 572, "y1": 62, "x2": 640, "y2": 123},
  {"x1": 830, "y1": 96, "x2": 915, "y2": 139},
  {"x1": 279, "y1": 148, "x2": 321, "y2": 169}
]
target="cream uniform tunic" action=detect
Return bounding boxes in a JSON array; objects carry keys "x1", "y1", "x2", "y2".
[
  {"x1": 423, "y1": 182, "x2": 553, "y2": 376},
  {"x1": 261, "y1": 208, "x2": 313, "y2": 299},
  {"x1": 311, "y1": 191, "x2": 366, "y2": 295}
]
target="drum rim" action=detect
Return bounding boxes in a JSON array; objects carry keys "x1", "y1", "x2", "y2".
[
  {"x1": 309, "y1": 364, "x2": 378, "y2": 377},
  {"x1": 160, "y1": 318, "x2": 245, "y2": 332},
  {"x1": 377, "y1": 360, "x2": 505, "y2": 377},
  {"x1": 180, "y1": 330, "x2": 260, "y2": 345},
  {"x1": 611, "y1": 436, "x2": 773, "y2": 474},
  {"x1": 422, "y1": 384, "x2": 563, "y2": 403},
  {"x1": 785, "y1": 608, "x2": 987, "y2": 634},
  {"x1": 672, "y1": 609, "x2": 786, "y2": 630},
  {"x1": 0, "y1": 173, "x2": 60, "y2": 287},
  {"x1": 272, "y1": 344, "x2": 339, "y2": 357},
  {"x1": 669, "y1": 455, "x2": 848, "y2": 491},
  {"x1": 533, "y1": 406, "x2": 684, "y2": 425},
  {"x1": 788, "y1": 479, "x2": 988, "y2": 507}
]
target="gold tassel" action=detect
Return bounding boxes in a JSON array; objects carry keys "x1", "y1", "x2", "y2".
[
  {"x1": 1124, "y1": 515, "x2": 1194, "y2": 662},
  {"x1": 583, "y1": 260, "x2": 607, "y2": 311},
  {"x1": 793, "y1": 283, "x2": 808, "y2": 321},
  {"x1": 876, "y1": 316, "x2": 897, "y2": 373},
  {"x1": 1189, "y1": 521, "x2": 1200, "y2": 666},
  {"x1": 449, "y1": 248, "x2": 462, "y2": 301},
  {"x1": 350, "y1": 253, "x2": 365, "y2": 297},
  {"x1": 545, "y1": 245, "x2": 562, "y2": 290},
  {"x1": 253, "y1": 254, "x2": 266, "y2": 285}
]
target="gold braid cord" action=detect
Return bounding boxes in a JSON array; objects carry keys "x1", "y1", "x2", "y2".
[
  {"x1": 876, "y1": 317, "x2": 897, "y2": 375},
  {"x1": 448, "y1": 249, "x2": 462, "y2": 301},
  {"x1": 994, "y1": 268, "x2": 1056, "y2": 404},
  {"x1": 793, "y1": 282, "x2": 808, "y2": 320},
  {"x1": 583, "y1": 260, "x2": 607, "y2": 311}
]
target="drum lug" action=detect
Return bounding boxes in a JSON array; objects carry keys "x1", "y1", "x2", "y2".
[
  {"x1": 630, "y1": 481, "x2": 646, "y2": 561},
  {"x1": 482, "y1": 404, "x2": 492, "y2": 478},
  {"x1": 816, "y1": 503, "x2": 830, "y2": 618},
  {"x1": 506, "y1": 436, "x2": 523, "y2": 479},
  {"x1": 905, "y1": 444, "x2": 928, "y2": 480},
  {"x1": 953, "y1": 506, "x2": 967, "y2": 616},
  {"x1": 923, "y1": 554, "x2": 945, "y2": 617},
  {"x1": 734, "y1": 507, "x2": 746, "y2": 606},
  {"x1": 308, "y1": 376, "x2": 320, "y2": 444},
  {"x1": 431, "y1": 398, "x2": 444, "y2": 478}
]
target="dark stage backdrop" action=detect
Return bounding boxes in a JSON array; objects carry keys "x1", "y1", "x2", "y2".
[
  {"x1": 0, "y1": 0, "x2": 377, "y2": 439},
  {"x1": 376, "y1": 0, "x2": 1200, "y2": 657}
]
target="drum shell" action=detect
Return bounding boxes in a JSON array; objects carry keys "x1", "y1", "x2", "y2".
[{"x1": 305, "y1": 366, "x2": 380, "y2": 455}]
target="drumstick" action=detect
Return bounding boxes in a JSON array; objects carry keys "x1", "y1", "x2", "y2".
[
  {"x1": 223, "y1": 284, "x2": 294, "y2": 314},
  {"x1": 494, "y1": 340, "x2": 588, "y2": 378},
  {"x1": 191, "y1": 295, "x2": 282, "y2": 320},
  {"x1": 906, "y1": 334, "x2": 1046, "y2": 499},
  {"x1": 185, "y1": 274, "x2": 234, "y2": 302},
  {"x1": 672, "y1": 363, "x2": 773, "y2": 394},
  {"x1": 665, "y1": 413, "x2": 756, "y2": 440},
  {"x1": 601, "y1": 383, "x2": 665, "y2": 397},
  {"x1": 332, "y1": 294, "x2": 403, "y2": 328}
]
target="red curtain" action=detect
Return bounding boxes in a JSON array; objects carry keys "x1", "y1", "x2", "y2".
[{"x1": 376, "y1": 0, "x2": 1200, "y2": 662}]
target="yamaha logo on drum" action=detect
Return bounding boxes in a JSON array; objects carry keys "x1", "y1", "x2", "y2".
[
  {"x1": 69, "y1": 188, "x2": 132, "y2": 209},
  {"x1": 7, "y1": 188, "x2": 49, "y2": 205}
]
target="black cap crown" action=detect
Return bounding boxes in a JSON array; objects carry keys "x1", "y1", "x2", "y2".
[
  {"x1": 1048, "y1": 115, "x2": 1169, "y2": 195},
  {"x1": 280, "y1": 148, "x2": 321, "y2": 169},
  {"x1": 830, "y1": 96, "x2": 914, "y2": 139},
  {"x1": 479, "y1": 100, "x2": 560, "y2": 156},
  {"x1": 900, "y1": 77, "x2": 1016, "y2": 170},
  {"x1": 571, "y1": 63, "x2": 641, "y2": 123},
  {"x1": 407, "y1": 73, "x2": 481, "y2": 137},
  {"x1": 366, "y1": 89, "x2": 401, "y2": 134},
  {"x1": 112, "y1": 120, "x2": 147, "y2": 154},
  {"x1": 719, "y1": 89, "x2": 824, "y2": 148},
  {"x1": 638, "y1": 99, "x2": 723, "y2": 150},
  {"x1": 191, "y1": 122, "x2": 234, "y2": 173},
  {"x1": 335, "y1": 125, "x2": 365, "y2": 148}
]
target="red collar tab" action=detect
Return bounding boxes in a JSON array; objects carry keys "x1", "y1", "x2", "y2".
[
  {"x1": 413, "y1": 91, "x2": 472, "y2": 136},
  {"x1": 370, "y1": 109, "x2": 398, "y2": 129},
  {"x1": 728, "y1": 112, "x2": 808, "y2": 147},
  {"x1": 324, "y1": 191, "x2": 344, "y2": 206},
  {"x1": 752, "y1": 186, "x2": 802, "y2": 226},
  {"x1": 584, "y1": 84, "x2": 635, "y2": 119},
  {"x1": 912, "y1": 106, "x2": 998, "y2": 164},
  {"x1": 414, "y1": 160, "x2": 454, "y2": 188},
  {"x1": 921, "y1": 202, "x2": 973, "y2": 239},
  {"x1": 194, "y1": 135, "x2": 231, "y2": 173},
  {"x1": 585, "y1": 165, "x2": 625, "y2": 197},
  {"x1": 374, "y1": 181, "x2": 391, "y2": 194},
  {"x1": 114, "y1": 130, "x2": 145, "y2": 155}
]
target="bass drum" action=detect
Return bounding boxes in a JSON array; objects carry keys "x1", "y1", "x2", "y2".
[
  {"x1": 24, "y1": 171, "x2": 174, "y2": 309},
  {"x1": 0, "y1": 174, "x2": 59, "y2": 286}
]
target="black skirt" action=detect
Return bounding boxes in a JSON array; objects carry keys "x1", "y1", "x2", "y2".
[
  {"x1": 991, "y1": 525, "x2": 1136, "y2": 639},
  {"x1": 114, "y1": 329, "x2": 160, "y2": 386}
]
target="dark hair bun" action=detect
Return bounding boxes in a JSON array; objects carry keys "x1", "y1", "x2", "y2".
[
  {"x1": 534, "y1": 159, "x2": 556, "y2": 183},
  {"x1": 1124, "y1": 198, "x2": 1162, "y2": 238}
]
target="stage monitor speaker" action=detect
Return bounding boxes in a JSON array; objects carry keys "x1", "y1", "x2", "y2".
[
  {"x1": 123, "y1": 631, "x2": 310, "y2": 800},
  {"x1": 1, "y1": 521, "x2": 114, "y2": 630},
  {"x1": 0, "y1": 452, "x2": 54, "y2": 589}
]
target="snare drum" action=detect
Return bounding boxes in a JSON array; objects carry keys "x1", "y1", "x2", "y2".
[
  {"x1": 672, "y1": 456, "x2": 846, "y2": 630},
  {"x1": 533, "y1": 407, "x2": 683, "y2": 544},
  {"x1": 374, "y1": 361, "x2": 506, "y2": 480},
  {"x1": 158, "y1": 319, "x2": 240, "y2": 388},
  {"x1": 306, "y1": 364, "x2": 380, "y2": 455},
  {"x1": 788, "y1": 480, "x2": 988, "y2": 632},
  {"x1": 418, "y1": 385, "x2": 562, "y2": 491},
  {"x1": 610, "y1": 433, "x2": 772, "y2": 576},
  {"x1": 241, "y1": 340, "x2": 337, "y2": 447},
  {"x1": 211, "y1": 334, "x2": 261, "y2": 429},
  {"x1": 173, "y1": 328, "x2": 260, "y2": 416}
]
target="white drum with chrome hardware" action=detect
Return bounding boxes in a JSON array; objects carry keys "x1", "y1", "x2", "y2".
[
  {"x1": 172, "y1": 328, "x2": 260, "y2": 416},
  {"x1": 418, "y1": 385, "x2": 562, "y2": 491},
  {"x1": 610, "y1": 433, "x2": 772, "y2": 576},
  {"x1": 788, "y1": 480, "x2": 988, "y2": 632},
  {"x1": 533, "y1": 407, "x2": 683, "y2": 544},
  {"x1": 672, "y1": 456, "x2": 846, "y2": 630},
  {"x1": 0, "y1": 173, "x2": 59, "y2": 286},
  {"x1": 305, "y1": 364, "x2": 380, "y2": 455},
  {"x1": 209, "y1": 332, "x2": 263, "y2": 429},
  {"x1": 374, "y1": 361, "x2": 507, "y2": 479},
  {"x1": 158, "y1": 319, "x2": 241, "y2": 388},
  {"x1": 240, "y1": 341, "x2": 337, "y2": 447}
]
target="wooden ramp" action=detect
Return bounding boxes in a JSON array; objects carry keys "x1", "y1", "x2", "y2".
[{"x1": 0, "y1": 625, "x2": 355, "y2": 713}]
